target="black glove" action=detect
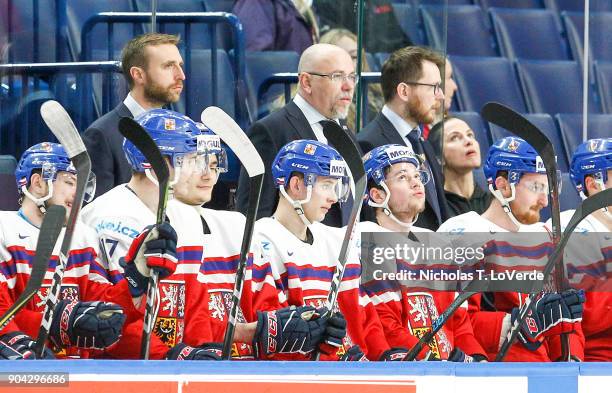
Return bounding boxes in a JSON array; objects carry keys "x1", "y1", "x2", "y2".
[
  {"x1": 379, "y1": 347, "x2": 410, "y2": 361},
  {"x1": 339, "y1": 345, "x2": 369, "y2": 361},
  {"x1": 0, "y1": 331, "x2": 55, "y2": 359},
  {"x1": 447, "y1": 347, "x2": 475, "y2": 362},
  {"x1": 253, "y1": 305, "x2": 329, "y2": 356},
  {"x1": 49, "y1": 300, "x2": 126, "y2": 350},
  {"x1": 165, "y1": 342, "x2": 223, "y2": 360},
  {"x1": 318, "y1": 312, "x2": 347, "y2": 355}
]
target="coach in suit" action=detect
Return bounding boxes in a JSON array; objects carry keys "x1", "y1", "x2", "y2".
[
  {"x1": 358, "y1": 46, "x2": 449, "y2": 230},
  {"x1": 82, "y1": 33, "x2": 185, "y2": 198},
  {"x1": 236, "y1": 43, "x2": 357, "y2": 227}
]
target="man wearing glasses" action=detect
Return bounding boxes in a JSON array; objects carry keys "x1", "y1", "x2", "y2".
[
  {"x1": 358, "y1": 46, "x2": 449, "y2": 231},
  {"x1": 236, "y1": 43, "x2": 357, "y2": 227}
]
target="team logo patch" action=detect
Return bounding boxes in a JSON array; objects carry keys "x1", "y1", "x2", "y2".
[
  {"x1": 40, "y1": 142, "x2": 53, "y2": 152},
  {"x1": 154, "y1": 280, "x2": 185, "y2": 347},
  {"x1": 209, "y1": 291, "x2": 253, "y2": 358},
  {"x1": 164, "y1": 118, "x2": 176, "y2": 131},
  {"x1": 588, "y1": 139, "x2": 601, "y2": 152},
  {"x1": 405, "y1": 292, "x2": 452, "y2": 360},
  {"x1": 35, "y1": 284, "x2": 81, "y2": 311},
  {"x1": 507, "y1": 138, "x2": 520, "y2": 152},
  {"x1": 303, "y1": 143, "x2": 317, "y2": 155}
]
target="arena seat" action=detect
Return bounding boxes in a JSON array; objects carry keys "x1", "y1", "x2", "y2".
[
  {"x1": 487, "y1": 113, "x2": 569, "y2": 171},
  {"x1": 594, "y1": 61, "x2": 612, "y2": 114},
  {"x1": 559, "y1": 172, "x2": 581, "y2": 211},
  {"x1": 490, "y1": 8, "x2": 569, "y2": 60},
  {"x1": 478, "y1": 0, "x2": 543, "y2": 10},
  {"x1": 245, "y1": 51, "x2": 299, "y2": 119},
  {"x1": 452, "y1": 111, "x2": 492, "y2": 160},
  {"x1": 203, "y1": 0, "x2": 235, "y2": 12},
  {"x1": 563, "y1": 12, "x2": 612, "y2": 64},
  {"x1": 544, "y1": 0, "x2": 612, "y2": 13},
  {"x1": 392, "y1": 3, "x2": 426, "y2": 46},
  {"x1": 421, "y1": 5, "x2": 497, "y2": 56},
  {"x1": 451, "y1": 56, "x2": 527, "y2": 113},
  {"x1": 516, "y1": 59, "x2": 600, "y2": 114},
  {"x1": 557, "y1": 113, "x2": 612, "y2": 159},
  {"x1": 0, "y1": 155, "x2": 19, "y2": 211}
]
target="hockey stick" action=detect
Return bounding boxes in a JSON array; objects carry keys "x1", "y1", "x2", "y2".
[
  {"x1": 494, "y1": 188, "x2": 611, "y2": 361},
  {"x1": 34, "y1": 100, "x2": 92, "y2": 357},
  {"x1": 118, "y1": 117, "x2": 170, "y2": 360},
  {"x1": 201, "y1": 106, "x2": 265, "y2": 360},
  {"x1": 481, "y1": 102, "x2": 569, "y2": 359},
  {"x1": 310, "y1": 121, "x2": 366, "y2": 360},
  {"x1": 0, "y1": 206, "x2": 65, "y2": 330}
]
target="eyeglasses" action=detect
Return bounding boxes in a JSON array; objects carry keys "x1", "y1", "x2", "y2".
[
  {"x1": 404, "y1": 81, "x2": 442, "y2": 95},
  {"x1": 306, "y1": 71, "x2": 358, "y2": 84}
]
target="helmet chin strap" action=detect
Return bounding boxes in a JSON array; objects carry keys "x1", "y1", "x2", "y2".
[
  {"x1": 489, "y1": 183, "x2": 522, "y2": 230},
  {"x1": 21, "y1": 180, "x2": 54, "y2": 214},
  {"x1": 368, "y1": 181, "x2": 418, "y2": 230},
  {"x1": 145, "y1": 167, "x2": 179, "y2": 198},
  {"x1": 280, "y1": 185, "x2": 314, "y2": 227}
]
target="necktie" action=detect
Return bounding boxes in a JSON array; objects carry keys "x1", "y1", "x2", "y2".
[{"x1": 406, "y1": 129, "x2": 441, "y2": 221}]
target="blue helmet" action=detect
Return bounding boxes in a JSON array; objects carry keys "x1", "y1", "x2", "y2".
[
  {"x1": 363, "y1": 144, "x2": 427, "y2": 186},
  {"x1": 194, "y1": 122, "x2": 228, "y2": 174},
  {"x1": 484, "y1": 136, "x2": 545, "y2": 186},
  {"x1": 272, "y1": 139, "x2": 350, "y2": 202},
  {"x1": 123, "y1": 109, "x2": 199, "y2": 172},
  {"x1": 15, "y1": 142, "x2": 75, "y2": 191},
  {"x1": 570, "y1": 138, "x2": 612, "y2": 195}
]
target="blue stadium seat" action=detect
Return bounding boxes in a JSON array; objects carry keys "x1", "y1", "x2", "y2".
[
  {"x1": 392, "y1": 3, "x2": 426, "y2": 46},
  {"x1": 562, "y1": 12, "x2": 612, "y2": 64},
  {"x1": 490, "y1": 8, "x2": 569, "y2": 60},
  {"x1": 544, "y1": 0, "x2": 612, "y2": 13},
  {"x1": 557, "y1": 114, "x2": 612, "y2": 159},
  {"x1": 67, "y1": 0, "x2": 138, "y2": 60},
  {"x1": 418, "y1": 0, "x2": 474, "y2": 4},
  {"x1": 3, "y1": 0, "x2": 68, "y2": 62},
  {"x1": 559, "y1": 172, "x2": 581, "y2": 211},
  {"x1": 516, "y1": 59, "x2": 600, "y2": 114},
  {"x1": 451, "y1": 56, "x2": 527, "y2": 113},
  {"x1": 487, "y1": 113, "x2": 569, "y2": 171},
  {"x1": 203, "y1": 0, "x2": 235, "y2": 12},
  {"x1": 452, "y1": 111, "x2": 492, "y2": 160},
  {"x1": 0, "y1": 155, "x2": 18, "y2": 210},
  {"x1": 594, "y1": 61, "x2": 612, "y2": 114},
  {"x1": 375, "y1": 52, "x2": 391, "y2": 68},
  {"x1": 365, "y1": 53, "x2": 379, "y2": 71},
  {"x1": 421, "y1": 5, "x2": 497, "y2": 56},
  {"x1": 245, "y1": 51, "x2": 299, "y2": 119},
  {"x1": 478, "y1": 0, "x2": 543, "y2": 9}
]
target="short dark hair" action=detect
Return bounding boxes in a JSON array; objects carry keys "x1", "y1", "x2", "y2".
[
  {"x1": 381, "y1": 46, "x2": 445, "y2": 102},
  {"x1": 121, "y1": 33, "x2": 180, "y2": 88}
]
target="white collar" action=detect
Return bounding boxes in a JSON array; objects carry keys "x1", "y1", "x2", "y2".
[
  {"x1": 293, "y1": 93, "x2": 328, "y2": 126},
  {"x1": 382, "y1": 105, "x2": 421, "y2": 139},
  {"x1": 123, "y1": 93, "x2": 147, "y2": 118}
]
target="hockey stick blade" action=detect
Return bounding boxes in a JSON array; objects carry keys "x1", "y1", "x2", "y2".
[
  {"x1": 0, "y1": 206, "x2": 65, "y2": 330},
  {"x1": 201, "y1": 106, "x2": 265, "y2": 359},
  {"x1": 495, "y1": 188, "x2": 611, "y2": 361},
  {"x1": 118, "y1": 116, "x2": 170, "y2": 360},
  {"x1": 482, "y1": 101, "x2": 568, "y2": 359},
  {"x1": 35, "y1": 101, "x2": 92, "y2": 357}
]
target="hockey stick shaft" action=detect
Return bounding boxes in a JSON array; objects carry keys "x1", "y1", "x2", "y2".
[
  {"x1": 201, "y1": 106, "x2": 265, "y2": 360},
  {"x1": 495, "y1": 188, "x2": 611, "y2": 361},
  {"x1": 118, "y1": 117, "x2": 170, "y2": 360},
  {"x1": 0, "y1": 206, "x2": 65, "y2": 330},
  {"x1": 35, "y1": 101, "x2": 91, "y2": 357},
  {"x1": 482, "y1": 102, "x2": 569, "y2": 360}
]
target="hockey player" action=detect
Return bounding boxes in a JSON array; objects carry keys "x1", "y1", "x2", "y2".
[
  {"x1": 81, "y1": 109, "x2": 336, "y2": 360},
  {"x1": 251, "y1": 139, "x2": 409, "y2": 361},
  {"x1": 556, "y1": 138, "x2": 611, "y2": 361},
  {"x1": 360, "y1": 144, "x2": 487, "y2": 361},
  {"x1": 0, "y1": 142, "x2": 146, "y2": 359},
  {"x1": 437, "y1": 136, "x2": 585, "y2": 361}
]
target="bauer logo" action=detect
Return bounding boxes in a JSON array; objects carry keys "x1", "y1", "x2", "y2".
[
  {"x1": 164, "y1": 118, "x2": 176, "y2": 130},
  {"x1": 329, "y1": 160, "x2": 346, "y2": 176},
  {"x1": 303, "y1": 143, "x2": 317, "y2": 155},
  {"x1": 197, "y1": 135, "x2": 221, "y2": 152}
]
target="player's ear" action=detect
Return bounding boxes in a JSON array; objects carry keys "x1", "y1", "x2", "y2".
[
  {"x1": 29, "y1": 172, "x2": 46, "y2": 196},
  {"x1": 494, "y1": 175, "x2": 511, "y2": 196},
  {"x1": 369, "y1": 187, "x2": 386, "y2": 205},
  {"x1": 584, "y1": 174, "x2": 599, "y2": 195},
  {"x1": 287, "y1": 175, "x2": 304, "y2": 198}
]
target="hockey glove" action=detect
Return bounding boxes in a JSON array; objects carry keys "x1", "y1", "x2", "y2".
[
  {"x1": 511, "y1": 289, "x2": 585, "y2": 350},
  {"x1": 340, "y1": 345, "x2": 369, "y2": 361},
  {"x1": 165, "y1": 342, "x2": 223, "y2": 360},
  {"x1": 0, "y1": 331, "x2": 55, "y2": 359},
  {"x1": 49, "y1": 300, "x2": 126, "y2": 350},
  {"x1": 379, "y1": 347, "x2": 410, "y2": 361},
  {"x1": 253, "y1": 305, "x2": 328, "y2": 356},
  {"x1": 120, "y1": 222, "x2": 178, "y2": 297},
  {"x1": 318, "y1": 311, "x2": 347, "y2": 355},
  {"x1": 447, "y1": 347, "x2": 475, "y2": 363}
]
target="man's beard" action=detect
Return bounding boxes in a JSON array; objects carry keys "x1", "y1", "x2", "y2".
[
  {"x1": 331, "y1": 100, "x2": 351, "y2": 120},
  {"x1": 406, "y1": 96, "x2": 437, "y2": 124},
  {"x1": 144, "y1": 80, "x2": 182, "y2": 105},
  {"x1": 512, "y1": 202, "x2": 545, "y2": 225}
]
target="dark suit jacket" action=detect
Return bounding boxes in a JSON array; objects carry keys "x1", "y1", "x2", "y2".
[
  {"x1": 82, "y1": 103, "x2": 133, "y2": 199},
  {"x1": 236, "y1": 101, "x2": 358, "y2": 227},
  {"x1": 357, "y1": 112, "x2": 449, "y2": 230}
]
